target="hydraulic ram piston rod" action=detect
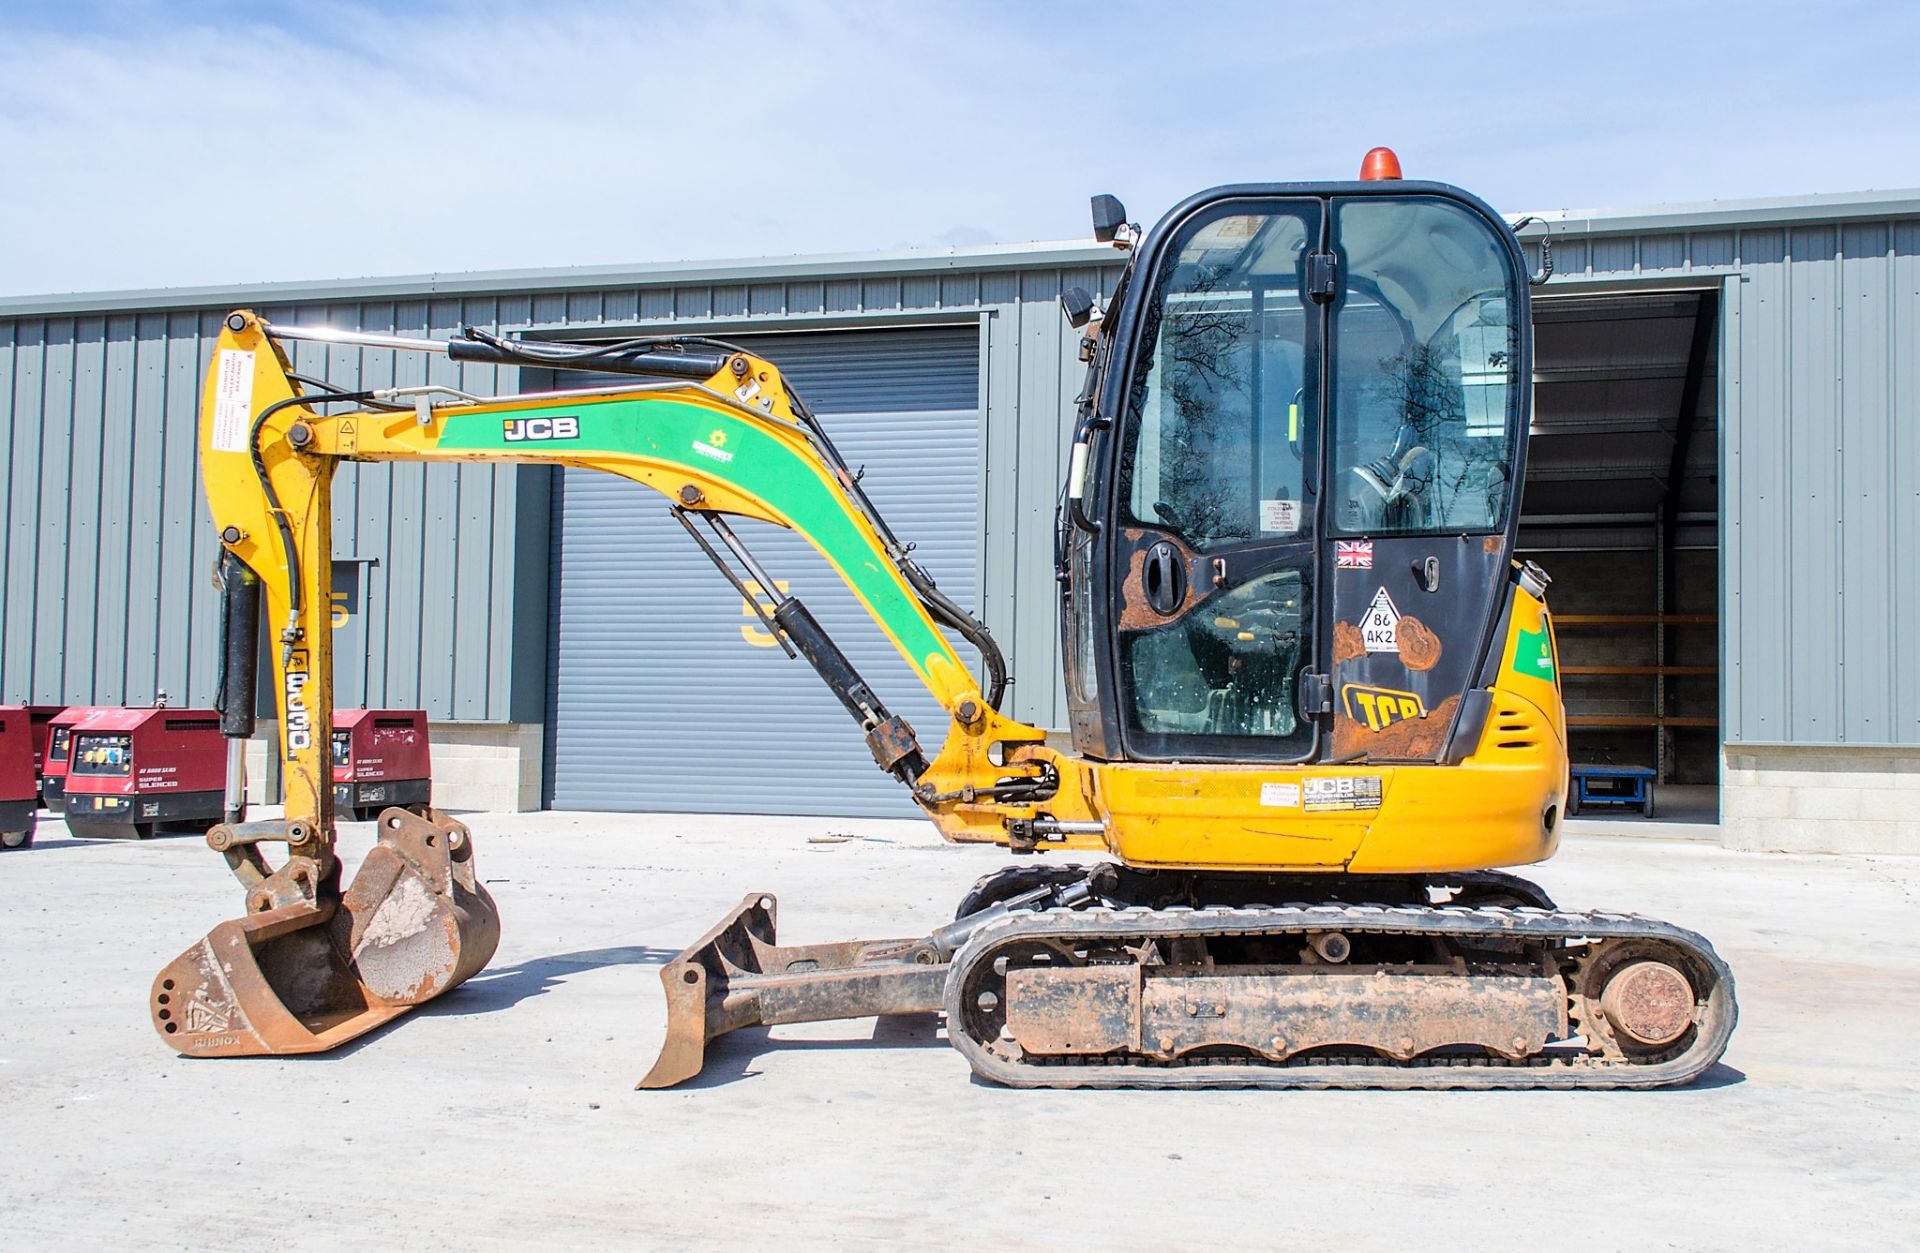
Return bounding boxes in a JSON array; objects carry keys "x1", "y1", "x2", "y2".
[{"x1": 259, "y1": 321, "x2": 729, "y2": 380}]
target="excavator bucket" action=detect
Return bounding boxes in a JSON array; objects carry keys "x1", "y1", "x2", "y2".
[
  {"x1": 152, "y1": 808, "x2": 500, "y2": 1056},
  {"x1": 639, "y1": 892, "x2": 947, "y2": 1089}
]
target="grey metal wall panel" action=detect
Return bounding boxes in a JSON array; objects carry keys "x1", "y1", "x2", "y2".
[
  {"x1": 34, "y1": 321, "x2": 75, "y2": 699},
  {"x1": 545, "y1": 326, "x2": 980, "y2": 817},
  {"x1": 1728, "y1": 249, "x2": 1790, "y2": 739},
  {"x1": 1, "y1": 320, "x2": 36, "y2": 693},
  {"x1": 1717, "y1": 217, "x2": 1920, "y2": 746},
  {"x1": 1694, "y1": 232, "x2": 1736, "y2": 269},
  {"x1": 1719, "y1": 277, "x2": 1744, "y2": 742},
  {"x1": 1895, "y1": 223, "x2": 1920, "y2": 744},
  {"x1": 1838, "y1": 224, "x2": 1895, "y2": 740},
  {"x1": 96, "y1": 319, "x2": 136, "y2": 699},
  {"x1": 1592, "y1": 238, "x2": 1636, "y2": 273},
  {"x1": 1785, "y1": 228, "x2": 1843, "y2": 740},
  {"x1": 64, "y1": 319, "x2": 106, "y2": 697},
  {"x1": 1641, "y1": 235, "x2": 1684, "y2": 271}
]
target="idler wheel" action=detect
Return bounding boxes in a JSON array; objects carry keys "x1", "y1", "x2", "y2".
[{"x1": 1599, "y1": 960, "x2": 1694, "y2": 1047}]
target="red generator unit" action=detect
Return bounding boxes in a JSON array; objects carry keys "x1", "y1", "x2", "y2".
[
  {"x1": 64, "y1": 708, "x2": 227, "y2": 840},
  {"x1": 332, "y1": 709, "x2": 432, "y2": 821},
  {"x1": 25, "y1": 704, "x2": 63, "y2": 804},
  {"x1": 41, "y1": 706, "x2": 105, "y2": 814},
  {"x1": 0, "y1": 706, "x2": 39, "y2": 849}
]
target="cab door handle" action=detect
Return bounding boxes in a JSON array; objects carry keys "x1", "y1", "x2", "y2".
[
  {"x1": 1144, "y1": 542, "x2": 1186, "y2": 616},
  {"x1": 1413, "y1": 555, "x2": 1440, "y2": 593}
]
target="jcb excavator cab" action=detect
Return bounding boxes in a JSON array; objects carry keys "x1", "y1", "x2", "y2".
[{"x1": 1061, "y1": 176, "x2": 1533, "y2": 770}]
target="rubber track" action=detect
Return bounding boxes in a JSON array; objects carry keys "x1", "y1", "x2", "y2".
[{"x1": 944, "y1": 902, "x2": 1737, "y2": 1090}]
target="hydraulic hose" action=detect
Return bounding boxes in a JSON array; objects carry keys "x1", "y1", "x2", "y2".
[
  {"x1": 780, "y1": 385, "x2": 1011, "y2": 711},
  {"x1": 248, "y1": 388, "x2": 377, "y2": 627}
]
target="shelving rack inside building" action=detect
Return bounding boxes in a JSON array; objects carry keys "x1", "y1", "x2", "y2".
[{"x1": 1519, "y1": 287, "x2": 1722, "y2": 801}]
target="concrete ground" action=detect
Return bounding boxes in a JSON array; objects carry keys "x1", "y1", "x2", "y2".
[{"x1": 2, "y1": 809, "x2": 1915, "y2": 1252}]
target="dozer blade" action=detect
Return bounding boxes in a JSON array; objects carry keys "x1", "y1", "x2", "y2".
[
  {"x1": 639, "y1": 892, "x2": 947, "y2": 1089},
  {"x1": 152, "y1": 808, "x2": 501, "y2": 1057}
]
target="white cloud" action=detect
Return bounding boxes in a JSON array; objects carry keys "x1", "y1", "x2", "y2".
[{"x1": 1, "y1": 0, "x2": 1915, "y2": 296}]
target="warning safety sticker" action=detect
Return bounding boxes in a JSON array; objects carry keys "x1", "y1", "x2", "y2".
[
  {"x1": 210, "y1": 349, "x2": 255, "y2": 454},
  {"x1": 1259, "y1": 781, "x2": 1301, "y2": 808},
  {"x1": 1360, "y1": 586, "x2": 1400, "y2": 653},
  {"x1": 1259, "y1": 499, "x2": 1301, "y2": 534}
]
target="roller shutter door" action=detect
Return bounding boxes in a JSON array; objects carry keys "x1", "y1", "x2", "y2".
[{"x1": 545, "y1": 326, "x2": 980, "y2": 817}]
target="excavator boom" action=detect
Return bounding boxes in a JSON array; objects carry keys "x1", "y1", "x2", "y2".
[{"x1": 162, "y1": 311, "x2": 1057, "y2": 1058}]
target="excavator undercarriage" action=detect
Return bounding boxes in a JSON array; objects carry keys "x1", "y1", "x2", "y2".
[
  {"x1": 641, "y1": 865, "x2": 1734, "y2": 1091},
  {"x1": 157, "y1": 154, "x2": 1736, "y2": 1091}
]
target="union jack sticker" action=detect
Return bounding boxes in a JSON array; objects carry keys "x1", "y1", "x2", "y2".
[{"x1": 1336, "y1": 540, "x2": 1373, "y2": 570}]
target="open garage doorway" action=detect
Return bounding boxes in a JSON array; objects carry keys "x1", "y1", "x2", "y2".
[{"x1": 1522, "y1": 287, "x2": 1722, "y2": 822}]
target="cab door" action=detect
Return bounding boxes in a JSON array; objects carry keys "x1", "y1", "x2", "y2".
[
  {"x1": 1103, "y1": 198, "x2": 1325, "y2": 763},
  {"x1": 1320, "y1": 193, "x2": 1527, "y2": 762}
]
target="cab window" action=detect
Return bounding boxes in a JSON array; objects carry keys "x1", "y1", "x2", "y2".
[
  {"x1": 1328, "y1": 197, "x2": 1520, "y2": 535},
  {"x1": 1122, "y1": 205, "x2": 1319, "y2": 552}
]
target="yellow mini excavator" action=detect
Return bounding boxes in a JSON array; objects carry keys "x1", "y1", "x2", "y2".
[{"x1": 154, "y1": 152, "x2": 1736, "y2": 1089}]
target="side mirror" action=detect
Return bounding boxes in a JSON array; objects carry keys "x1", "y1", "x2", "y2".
[
  {"x1": 1090, "y1": 194, "x2": 1127, "y2": 243},
  {"x1": 1059, "y1": 286, "x2": 1095, "y2": 330}
]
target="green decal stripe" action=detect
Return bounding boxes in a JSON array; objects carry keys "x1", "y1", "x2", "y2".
[
  {"x1": 1513, "y1": 624, "x2": 1555, "y2": 679},
  {"x1": 438, "y1": 397, "x2": 957, "y2": 681}
]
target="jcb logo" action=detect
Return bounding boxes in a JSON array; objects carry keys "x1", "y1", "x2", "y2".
[
  {"x1": 285, "y1": 650, "x2": 313, "y2": 755},
  {"x1": 1342, "y1": 684, "x2": 1427, "y2": 733},
  {"x1": 503, "y1": 416, "x2": 579, "y2": 442}
]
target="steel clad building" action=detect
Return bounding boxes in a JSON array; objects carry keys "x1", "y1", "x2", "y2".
[{"x1": 1, "y1": 188, "x2": 1915, "y2": 855}]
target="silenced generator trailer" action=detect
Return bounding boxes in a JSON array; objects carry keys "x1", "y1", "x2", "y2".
[
  {"x1": 26, "y1": 705, "x2": 63, "y2": 805},
  {"x1": 41, "y1": 706, "x2": 104, "y2": 814},
  {"x1": 331, "y1": 709, "x2": 432, "y2": 821},
  {"x1": 64, "y1": 708, "x2": 227, "y2": 840},
  {"x1": 0, "y1": 706, "x2": 38, "y2": 849}
]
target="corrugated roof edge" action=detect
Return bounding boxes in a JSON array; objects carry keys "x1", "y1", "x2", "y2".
[
  {"x1": 1514, "y1": 186, "x2": 1920, "y2": 239},
  {"x1": 0, "y1": 239, "x2": 1118, "y2": 319},
  {"x1": 5, "y1": 187, "x2": 1917, "y2": 319}
]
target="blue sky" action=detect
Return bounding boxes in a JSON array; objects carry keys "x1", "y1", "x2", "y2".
[{"x1": 1, "y1": 0, "x2": 1915, "y2": 296}]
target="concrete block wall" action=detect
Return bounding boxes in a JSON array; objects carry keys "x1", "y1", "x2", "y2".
[
  {"x1": 1723, "y1": 745, "x2": 1920, "y2": 855},
  {"x1": 241, "y1": 722, "x2": 544, "y2": 814},
  {"x1": 427, "y1": 722, "x2": 543, "y2": 813}
]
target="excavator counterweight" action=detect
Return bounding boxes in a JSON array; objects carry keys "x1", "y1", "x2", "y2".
[{"x1": 160, "y1": 154, "x2": 1735, "y2": 1088}]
